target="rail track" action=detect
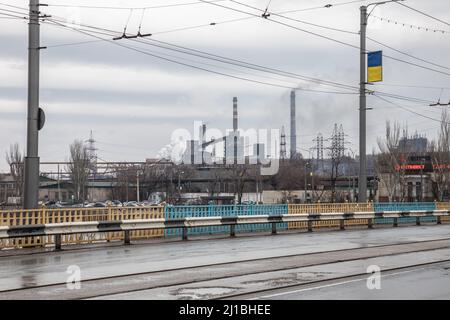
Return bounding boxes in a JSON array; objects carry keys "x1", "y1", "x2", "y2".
[{"x1": 2, "y1": 238, "x2": 450, "y2": 300}]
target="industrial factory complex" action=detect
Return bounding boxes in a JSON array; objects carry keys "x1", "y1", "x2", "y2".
[{"x1": 1, "y1": 91, "x2": 445, "y2": 207}]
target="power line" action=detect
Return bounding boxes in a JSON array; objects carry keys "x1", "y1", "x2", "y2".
[
  {"x1": 0, "y1": 12, "x2": 27, "y2": 20},
  {"x1": 45, "y1": 39, "x2": 104, "y2": 48},
  {"x1": 42, "y1": 17, "x2": 441, "y2": 104},
  {"x1": 45, "y1": 0, "x2": 228, "y2": 10},
  {"x1": 196, "y1": 0, "x2": 450, "y2": 78},
  {"x1": 0, "y1": 3, "x2": 28, "y2": 12},
  {"x1": 3, "y1": 3, "x2": 444, "y2": 104},
  {"x1": 10, "y1": 1, "x2": 447, "y2": 82},
  {"x1": 374, "y1": 94, "x2": 449, "y2": 124},
  {"x1": 138, "y1": 37, "x2": 358, "y2": 91},
  {"x1": 43, "y1": 21, "x2": 304, "y2": 88},
  {"x1": 229, "y1": 0, "x2": 359, "y2": 34},
  {"x1": 369, "y1": 14, "x2": 450, "y2": 35},
  {"x1": 41, "y1": 15, "x2": 361, "y2": 92},
  {"x1": 373, "y1": 83, "x2": 450, "y2": 90},
  {"x1": 367, "y1": 36, "x2": 450, "y2": 71},
  {"x1": 198, "y1": 0, "x2": 361, "y2": 49},
  {"x1": 45, "y1": 19, "x2": 357, "y2": 93},
  {"x1": 396, "y1": 2, "x2": 450, "y2": 28}
]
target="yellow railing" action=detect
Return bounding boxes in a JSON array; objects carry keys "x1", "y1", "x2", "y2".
[
  {"x1": 289, "y1": 203, "x2": 374, "y2": 214},
  {"x1": 288, "y1": 203, "x2": 374, "y2": 229},
  {"x1": 436, "y1": 202, "x2": 450, "y2": 222},
  {"x1": 0, "y1": 206, "x2": 164, "y2": 249}
]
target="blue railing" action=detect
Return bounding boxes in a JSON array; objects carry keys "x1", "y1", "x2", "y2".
[
  {"x1": 163, "y1": 202, "x2": 442, "y2": 237},
  {"x1": 165, "y1": 204, "x2": 289, "y2": 237},
  {"x1": 374, "y1": 202, "x2": 437, "y2": 224}
]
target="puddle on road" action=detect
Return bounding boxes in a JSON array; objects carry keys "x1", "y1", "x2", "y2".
[
  {"x1": 241, "y1": 271, "x2": 334, "y2": 287},
  {"x1": 173, "y1": 287, "x2": 238, "y2": 300}
]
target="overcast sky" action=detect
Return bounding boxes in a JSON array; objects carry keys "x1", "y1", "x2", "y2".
[{"x1": 1, "y1": 0, "x2": 449, "y2": 171}]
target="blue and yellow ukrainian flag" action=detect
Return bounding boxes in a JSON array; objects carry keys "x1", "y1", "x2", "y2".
[{"x1": 368, "y1": 51, "x2": 383, "y2": 83}]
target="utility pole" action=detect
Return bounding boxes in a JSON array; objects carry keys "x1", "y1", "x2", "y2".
[
  {"x1": 358, "y1": 0, "x2": 403, "y2": 204},
  {"x1": 359, "y1": 5, "x2": 368, "y2": 203},
  {"x1": 23, "y1": 0, "x2": 41, "y2": 209},
  {"x1": 136, "y1": 170, "x2": 140, "y2": 203}
]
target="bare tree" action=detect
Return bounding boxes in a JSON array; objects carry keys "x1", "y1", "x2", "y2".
[
  {"x1": 275, "y1": 158, "x2": 305, "y2": 191},
  {"x1": 375, "y1": 121, "x2": 410, "y2": 202},
  {"x1": 111, "y1": 164, "x2": 134, "y2": 202},
  {"x1": 5, "y1": 143, "x2": 24, "y2": 200},
  {"x1": 67, "y1": 140, "x2": 90, "y2": 203},
  {"x1": 430, "y1": 110, "x2": 450, "y2": 201}
]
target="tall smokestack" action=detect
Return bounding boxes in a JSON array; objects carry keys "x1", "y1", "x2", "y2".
[
  {"x1": 290, "y1": 90, "x2": 297, "y2": 159},
  {"x1": 233, "y1": 97, "x2": 238, "y2": 132},
  {"x1": 233, "y1": 97, "x2": 238, "y2": 164}
]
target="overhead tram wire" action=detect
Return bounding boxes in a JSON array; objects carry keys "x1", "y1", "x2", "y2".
[
  {"x1": 44, "y1": 0, "x2": 229, "y2": 10},
  {"x1": 197, "y1": 0, "x2": 450, "y2": 78},
  {"x1": 198, "y1": 0, "x2": 361, "y2": 50},
  {"x1": 229, "y1": 0, "x2": 359, "y2": 34},
  {"x1": 367, "y1": 36, "x2": 450, "y2": 71},
  {"x1": 374, "y1": 94, "x2": 450, "y2": 124},
  {"x1": 44, "y1": 19, "x2": 361, "y2": 94},
  {"x1": 41, "y1": 15, "x2": 439, "y2": 104},
  {"x1": 40, "y1": 14, "x2": 361, "y2": 93},
  {"x1": 41, "y1": 20, "x2": 304, "y2": 87},
  {"x1": 279, "y1": 0, "x2": 368, "y2": 14},
  {"x1": 42, "y1": 0, "x2": 368, "y2": 12},
  {"x1": 0, "y1": 12, "x2": 27, "y2": 20},
  {"x1": 373, "y1": 84, "x2": 450, "y2": 91},
  {"x1": 39, "y1": 0, "x2": 448, "y2": 77},
  {"x1": 396, "y1": 2, "x2": 450, "y2": 28},
  {"x1": 4, "y1": 4, "x2": 440, "y2": 103}
]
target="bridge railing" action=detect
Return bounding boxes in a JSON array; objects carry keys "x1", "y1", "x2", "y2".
[
  {"x1": 288, "y1": 203, "x2": 374, "y2": 229},
  {"x1": 2, "y1": 209, "x2": 450, "y2": 251},
  {"x1": 1, "y1": 202, "x2": 450, "y2": 249},
  {"x1": 165, "y1": 204, "x2": 288, "y2": 236},
  {"x1": 0, "y1": 206, "x2": 164, "y2": 248}
]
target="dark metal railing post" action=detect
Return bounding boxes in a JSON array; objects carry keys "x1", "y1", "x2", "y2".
[
  {"x1": 308, "y1": 220, "x2": 313, "y2": 232},
  {"x1": 393, "y1": 218, "x2": 398, "y2": 227},
  {"x1": 54, "y1": 234, "x2": 62, "y2": 251},
  {"x1": 124, "y1": 230, "x2": 131, "y2": 245}
]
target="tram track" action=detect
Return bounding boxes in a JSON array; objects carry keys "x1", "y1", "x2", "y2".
[
  {"x1": 217, "y1": 259, "x2": 450, "y2": 300},
  {"x1": 2, "y1": 238, "x2": 450, "y2": 299}
]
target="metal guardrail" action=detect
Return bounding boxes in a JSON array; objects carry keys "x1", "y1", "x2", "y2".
[
  {"x1": 1, "y1": 210, "x2": 449, "y2": 251},
  {"x1": 165, "y1": 204, "x2": 288, "y2": 237},
  {"x1": 2, "y1": 203, "x2": 450, "y2": 249},
  {"x1": 0, "y1": 206, "x2": 165, "y2": 248}
]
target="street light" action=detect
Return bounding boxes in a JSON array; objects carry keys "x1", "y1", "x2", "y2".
[{"x1": 358, "y1": 0, "x2": 405, "y2": 203}]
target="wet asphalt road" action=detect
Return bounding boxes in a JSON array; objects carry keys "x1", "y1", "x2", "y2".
[
  {"x1": 247, "y1": 261, "x2": 450, "y2": 300},
  {"x1": 1, "y1": 224, "x2": 450, "y2": 298}
]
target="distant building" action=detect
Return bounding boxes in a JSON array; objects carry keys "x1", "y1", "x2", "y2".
[
  {"x1": 399, "y1": 134, "x2": 428, "y2": 154},
  {"x1": 224, "y1": 132, "x2": 245, "y2": 164}
]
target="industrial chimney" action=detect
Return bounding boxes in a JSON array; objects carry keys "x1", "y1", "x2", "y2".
[
  {"x1": 233, "y1": 97, "x2": 238, "y2": 164},
  {"x1": 233, "y1": 97, "x2": 238, "y2": 133},
  {"x1": 290, "y1": 90, "x2": 297, "y2": 159}
]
